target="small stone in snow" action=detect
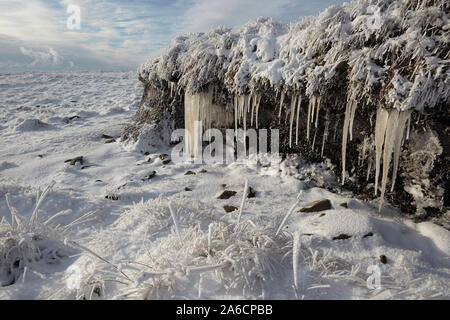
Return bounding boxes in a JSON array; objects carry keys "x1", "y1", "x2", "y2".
[
  {"x1": 184, "y1": 187, "x2": 192, "y2": 191},
  {"x1": 340, "y1": 202, "x2": 348, "y2": 208},
  {"x1": 159, "y1": 154, "x2": 169, "y2": 160},
  {"x1": 332, "y1": 234, "x2": 352, "y2": 240},
  {"x1": 104, "y1": 139, "x2": 116, "y2": 144},
  {"x1": 298, "y1": 199, "x2": 332, "y2": 213},
  {"x1": 379, "y1": 255, "x2": 387, "y2": 264},
  {"x1": 363, "y1": 232, "x2": 374, "y2": 238},
  {"x1": 198, "y1": 169, "x2": 207, "y2": 173},
  {"x1": 247, "y1": 187, "x2": 256, "y2": 198},
  {"x1": 185, "y1": 170, "x2": 196, "y2": 175},
  {"x1": 223, "y1": 205, "x2": 238, "y2": 213},
  {"x1": 101, "y1": 134, "x2": 113, "y2": 139},
  {"x1": 142, "y1": 171, "x2": 156, "y2": 181},
  {"x1": 65, "y1": 156, "x2": 83, "y2": 166},
  {"x1": 217, "y1": 190, "x2": 237, "y2": 199},
  {"x1": 162, "y1": 159, "x2": 171, "y2": 165}
]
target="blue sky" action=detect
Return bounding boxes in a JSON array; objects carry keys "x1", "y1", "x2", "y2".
[{"x1": 0, "y1": 0, "x2": 346, "y2": 72}]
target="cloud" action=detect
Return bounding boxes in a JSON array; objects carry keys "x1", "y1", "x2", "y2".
[
  {"x1": 20, "y1": 47, "x2": 63, "y2": 66},
  {"x1": 0, "y1": 0, "x2": 346, "y2": 72}
]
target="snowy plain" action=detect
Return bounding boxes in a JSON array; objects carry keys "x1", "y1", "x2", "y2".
[{"x1": 0, "y1": 71, "x2": 448, "y2": 300}]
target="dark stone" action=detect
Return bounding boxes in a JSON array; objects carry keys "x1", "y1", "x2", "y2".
[
  {"x1": 247, "y1": 187, "x2": 256, "y2": 198},
  {"x1": 319, "y1": 213, "x2": 326, "y2": 217},
  {"x1": 363, "y1": 232, "x2": 374, "y2": 238},
  {"x1": 298, "y1": 199, "x2": 332, "y2": 213},
  {"x1": 105, "y1": 195, "x2": 119, "y2": 201},
  {"x1": 184, "y1": 187, "x2": 192, "y2": 191},
  {"x1": 101, "y1": 134, "x2": 113, "y2": 139},
  {"x1": 104, "y1": 139, "x2": 116, "y2": 144},
  {"x1": 340, "y1": 202, "x2": 348, "y2": 208},
  {"x1": 162, "y1": 159, "x2": 171, "y2": 165},
  {"x1": 65, "y1": 156, "x2": 83, "y2": 166},
  {"x1": 142, "y1": 171, "x2": 156, "y2": 181},
  {"x1": 223, "y1": 205, "x2": 238, "y2": 213},
  {"x1": 37, "y1": 154, "x2": 44, "y2": 158},
  {"x1": 379, "y1": 255, "x2": 387, "y2": 264},
  {"x1": 95, "y1": 180, "x2": 103, "y2": 183},
  {"x1": 68, "y1": 115, "x2": 79, "y2": 120},
  {"x1": 198, "y1": 169, "x2": 207, "y2": 173},
  {"x1": 332, "y1": 234, "x2": 352, "y2": 240},
  {"x1": 185, "y1": 170, "x2": 196, "y2": 175},
  {"x1": 159, "y1": 154, "x2": 169, "y2": 160},
  {"x1": 218, "y1": 190, "x2": 237, "y2": 199}
]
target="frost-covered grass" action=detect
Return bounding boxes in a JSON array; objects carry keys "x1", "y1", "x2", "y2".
[{"x1": 0, "y1": 71, "x2": 448, "y2": 299}]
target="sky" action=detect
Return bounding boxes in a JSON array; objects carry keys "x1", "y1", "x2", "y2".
[{"x1": 0, "y1": 0, "x2": 347, "y2": 72}]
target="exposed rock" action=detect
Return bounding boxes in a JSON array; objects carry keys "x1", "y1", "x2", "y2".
[
  {"x1": 297, "y1": 199, "x2": 332, "y2": 213},
  {"x1": 162, "y1": 159, "x2": 171, "y2": 165},
  {"x1": 185, "y1": 170, "x2": 196, "y2": 175},
  {"x1": 319, "y1": 213, "x2": 326, "y2": 217},
  {"x1": 65, "y1": 156, "x2": 83, "y2": 166},
  {"x1": 198, "y1": 169, "x2": 207, "y2": 173},
  {"x1": 247, "y1": 187, "x2": 256, "y2": 198},
  {"x1": 101, "y1": 134, "x2": 113, "y2": 139},
  {"x1": 223, "y1": 205, "x2": 238, "y2": 213},
  {"x1": 184, "y1": 187, "x2": 192, "y2": 191},
  {"x1": 104, "y1": 139, "x2": 116, "y2": 144},
  {"x1": 332, "y1": 234, "x2": 352, "y2": 241},
  {"x1": 340, "y1": 202, "x2": 348, "y2": 208},
  {"x1": 217, "y1": 190, "x2": 237, "y2": 199},
  {"x1": 105, "y1": 195, "x2": 119, "y2": 201},
  {"x1": 142, "y1": 170, "x2": 156, "y2": 181},
  {"x1": 363, "y1": 232, "x2": 374, "y2": 238},
  {"x1": 379, "y1": 255, "x2": 387, "y2": 264},
  {"x1": 159, "y1": 154, "x2": 169, "y2": 160}
]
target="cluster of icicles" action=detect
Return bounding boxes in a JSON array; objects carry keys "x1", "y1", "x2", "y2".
[
  {"x1": 341, "y1": 99, "x2": 412, "y2": 211},
  {"x1": 173, "y1": 81, "x2": 413, "y2": 211}
]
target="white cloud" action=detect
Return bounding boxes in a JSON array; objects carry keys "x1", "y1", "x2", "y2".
[{"x1": 20, "y1": 47, "x2": 63, "y2": 66}]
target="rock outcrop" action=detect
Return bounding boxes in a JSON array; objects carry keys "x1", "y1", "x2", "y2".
[{"x1": 122, "y1": 0, "x2": 449, "y2": 218}]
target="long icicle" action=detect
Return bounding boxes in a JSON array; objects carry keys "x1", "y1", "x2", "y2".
[
  {"x1": 374, "y1": 108, "x2": 389, "y2": 195},
  {"x1": 278, "y1": 91, "x2": 285, "y2": 124},
  {"x1": 295, "y1": 96, "x2": 302, "y2": 145},
  {"x1": 289, "y1": 95, "x2": 297, "y2": 148},
  {"x1": 379, "y1": 109, "x2": 400, "y2": 211},
  {"x1": 390, "y1": 110, "x2": 412, "y2": 192},
  {"x1": 341, "y1": 100, "x2": 352, "y2": 185}
]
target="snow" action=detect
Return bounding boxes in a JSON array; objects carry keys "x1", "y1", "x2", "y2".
[{"x1": 0, "y1": 71, "x2": 449, "y2": 300}]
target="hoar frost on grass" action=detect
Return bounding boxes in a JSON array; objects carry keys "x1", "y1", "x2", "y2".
[{"x1": 0, "y1": 182, "x2": 75, "y2": 287}]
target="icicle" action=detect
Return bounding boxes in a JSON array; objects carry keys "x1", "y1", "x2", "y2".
[
  {"x1": 341, "y1": 99, "x2": 352, "y2": 185},
  {"x1": 390, "y1": 110, "x2": 412, "y2": 192},
  {"x1": 295, "y1": 96, "x2": 302, "y2": 145},
  {"x1": 321, "y1": 113, "x2": 329, "y2": 157},
  {"x1": 348, "y1": 100, "x2": 357, "y2": 141},
  {"x1": 406, "y1": 116, "x2": 411, "y2": 140},
  {"x1": 250, "y1": 94, "x2": 255, "y2": 127},
  {"x1": 289, "y1": 95, "x2": 297, "y2": 148},
  {"x1": 374, "y1": 108, "x2": 389, "y2": 195},
  {"x1": 255, "y1": 94, "x2": 261, "y2": 129},
  {"x1": 306, "y1": 96, "x2": 315, "y2": 140},
  {"x1": 278, "y1": 91, "x2": 285, "y2": 124},
  {"x1": 314, "y1": 96, "x2": 321, "y2": 128},
  {"x1": 234, "y1": 94, "x2": 238, "y2": 134},
  {"x1": 379, "y1": 109, "x2": 399, "y2": 211}
]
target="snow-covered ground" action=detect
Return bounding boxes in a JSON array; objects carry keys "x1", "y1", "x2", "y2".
[{"x1": 0, "y1": 72, "x2": 448, "y2": 300}]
